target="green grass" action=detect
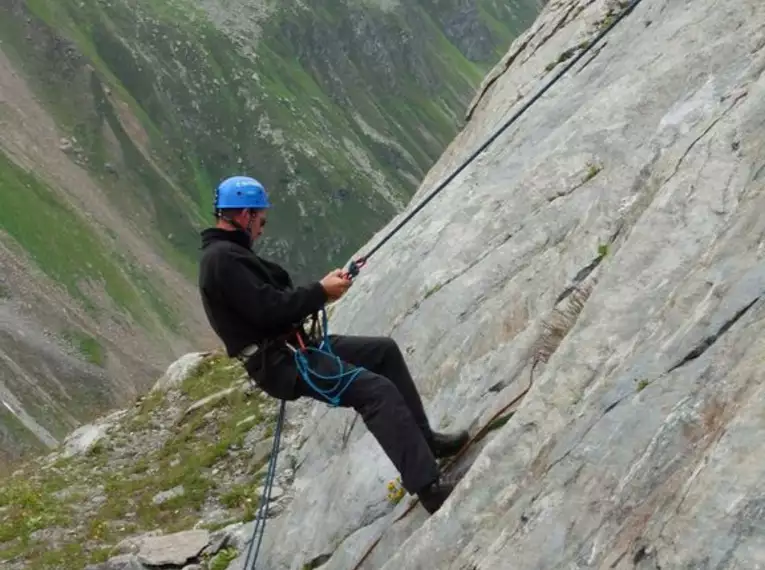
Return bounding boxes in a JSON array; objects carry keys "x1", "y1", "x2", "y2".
[
  {"x1": 0, "y1": 151, "x2": 185, "y2": 338},
  {"x1": 0, "y1": 475, "x2": 71, "y2": 549},
  {"x1": 210, "y1": 547, "x2": 240, "y2": 570}
]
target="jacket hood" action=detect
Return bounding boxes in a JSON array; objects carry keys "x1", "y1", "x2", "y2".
[{"x1": 200, "y1": 227, "x2": 252, "y2": 250}]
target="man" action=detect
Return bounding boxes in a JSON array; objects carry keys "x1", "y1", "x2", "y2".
[{"x1": 198, "y1": 175, "x2": 468, "y2": 514}]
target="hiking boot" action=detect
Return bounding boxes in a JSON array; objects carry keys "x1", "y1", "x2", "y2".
[
  {"x1": 417, "y1": 475, "x2": 455, "y2": 514},
  {"x1": 427, "y1": 429, "x2": 469, "y2": 459}
]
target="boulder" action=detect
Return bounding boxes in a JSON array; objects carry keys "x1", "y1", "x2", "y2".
[
  {"x1": 135, "y1": 530, "x2": 210, "y2": 567},
  {"x1": 151, "y1": 352, "x2": 209, "y2": 393}
]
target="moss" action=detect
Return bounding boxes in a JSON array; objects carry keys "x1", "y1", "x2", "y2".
[{"x1": 584, "y1": 162, "x2": 603, "y2": 183}]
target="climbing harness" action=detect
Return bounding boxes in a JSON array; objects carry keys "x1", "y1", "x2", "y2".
[
  {"x1": 244, "y1": 0, "x2": 646, "y2": 565},
  {"x1": 287, "y1": 307, "x2": 364, "y2": 407},
  {"x1": 345, "y1": 0, "x2": 645, "y2": 279}
]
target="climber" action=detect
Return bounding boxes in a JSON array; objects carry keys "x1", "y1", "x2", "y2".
[{"x1": 197, "y1": 175, "x2": 468, "y2": 514}]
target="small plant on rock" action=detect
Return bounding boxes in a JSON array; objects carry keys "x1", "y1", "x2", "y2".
[
  {"x1": 386, "y1": 477, "x2": 405, "y2": 505},
  {"x1": 210, "y1": 546, "x2": 239, "y2": 570}
]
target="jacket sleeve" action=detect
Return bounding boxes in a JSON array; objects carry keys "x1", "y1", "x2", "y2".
[{"x1": 218, "y1": 250, "x2": 328, "y2": 331}]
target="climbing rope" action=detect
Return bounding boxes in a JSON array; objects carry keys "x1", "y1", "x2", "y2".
[
  {"x1": 290, "y1": 307, "x2": 364, "y2": 407},
  {"x1": 241, "y1": 398, "x2": 286, "y2": 570},
  {"x1": 346, "y1": 0, "x2": 645, "y2": 278}
]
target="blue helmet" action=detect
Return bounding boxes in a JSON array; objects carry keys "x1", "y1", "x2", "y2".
[{"x1": 214, "y1": 176, "x2": 271, "y2": 212}]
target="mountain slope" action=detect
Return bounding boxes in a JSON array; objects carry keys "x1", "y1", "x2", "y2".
[
  {"x1": 0, "y1": 0, "x2": 543, "y2": 465},
  {"x1": 5, "y1": 1, "x2": 765, "y2": 568}
]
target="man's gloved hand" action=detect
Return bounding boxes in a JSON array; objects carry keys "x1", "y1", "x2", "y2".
[{"x1": 320, "y1": 269, "x2": 352, "y2": 301}]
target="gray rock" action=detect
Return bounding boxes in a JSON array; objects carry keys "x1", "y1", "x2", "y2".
[
  {"x1": 114, "y1": 531, "x2": 164, "y2": 556},
  {"x1": 60, "y1": 421, "x2": 111, "y2": 458},
  {"x1": 85, "y1": 554, "x2": 147, "y2": 570},
  {"x1": 236, "y1": 414, "x2": 258, "y2": 427},
  {"x1": 136, "y1": 530, "x2": 210, "y2": 566},
  {"x1": 151, "y1": 485, "x2": 185, "y2": 505},
  {"x1": 138, "y1": 530, "x2": 210, "y2": 566},
  {"x1": 183, "y1": 383, "x2": 247, "y2": 417},
  {"x1": 194, "y1": 508, "x2": 235, "y2": 531},
  {"x1": 29, "y1": 526, "x2": 69, "y2": 545},
  {"x1": 218, "y1": 521, "x2": 252, "y2": 552},
  {"x1": 246, "y1": 439, "x2": 273, "y2": 472},
  {"x1": 151, "y1": 352, "x2": 209, "y2": 393},
  {"x1": 244, "y1": 0, "x2": 765, "y2": 568},
  {"x1": 255, "y1": 485, "x2": 284, "y2": 501},
  {"x1": 204, "y1": 529, "x2": 229, "y2": 555},
  {"x1": 90, "y1": 494, "x2": 107, "y2": 507}
]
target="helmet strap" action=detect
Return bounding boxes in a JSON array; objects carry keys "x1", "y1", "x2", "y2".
[{"x1": 216, "y1": 209, "x2": 255, "y2": 247}]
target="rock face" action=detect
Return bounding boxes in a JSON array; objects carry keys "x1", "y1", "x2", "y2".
[
  {"x1": 244, "y1": 0, "x2": 765, "y2": 568},
  {"x1": 135, "y1": 530, "x2": 210, "y2": 566}
]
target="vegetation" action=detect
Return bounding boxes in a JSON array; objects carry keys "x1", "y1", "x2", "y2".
[
  {"x1": 0, "y1": 151, "x2": 158, "y2": 326},
  {"x1": 0, "y1": 354, "x2": 281, "y2": 569}
]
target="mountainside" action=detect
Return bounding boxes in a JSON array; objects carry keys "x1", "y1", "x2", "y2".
[
  {"x1": 0, "y1": 0, "x2": 542, "y2": 466},
  {"x1": 4, "y1": 0, "x2": 765, "y2": 568}
]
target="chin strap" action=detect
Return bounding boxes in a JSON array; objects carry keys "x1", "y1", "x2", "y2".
[{"x1": 217, "y1": 210, "x2": 256, "y2": 244}]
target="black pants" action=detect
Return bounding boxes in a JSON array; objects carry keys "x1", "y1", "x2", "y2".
[{"x1": 294, "y1": 334, "x2": 440, "y2": 494}]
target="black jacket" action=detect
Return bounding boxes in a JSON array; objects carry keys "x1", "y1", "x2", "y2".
[{"x1": 198, "y1": 227, "x2": 328, "y2": 400}]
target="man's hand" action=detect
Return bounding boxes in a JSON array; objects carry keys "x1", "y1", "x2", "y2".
[{"x1": 320, "y1": 269, "x2": 352, "y2": 301}]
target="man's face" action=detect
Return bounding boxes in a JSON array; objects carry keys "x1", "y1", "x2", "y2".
[{"x1": 244, "y1": 209, "x2": 267, "y2": 240}]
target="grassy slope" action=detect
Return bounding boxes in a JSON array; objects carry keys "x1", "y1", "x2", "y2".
[{"x1": 0, "y1": 354, "x2": 278, "y2": 569}]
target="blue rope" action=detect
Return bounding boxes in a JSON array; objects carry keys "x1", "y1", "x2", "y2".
[
  {"x1": 242, "y1": 398, "x2": 286, "y2": 569},
  {"x1": 293, "y1": 307, "x2": 364, "y2": 407}
]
